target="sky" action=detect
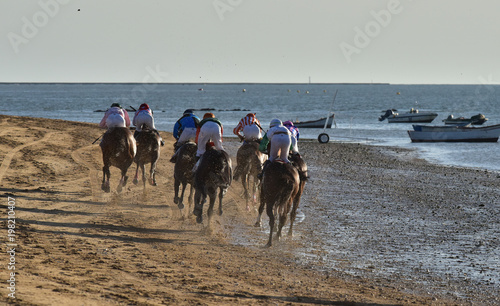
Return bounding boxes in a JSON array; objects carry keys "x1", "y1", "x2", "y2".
[{"x1": 1, "y1": 0, "x2": 500, "y2": 84}]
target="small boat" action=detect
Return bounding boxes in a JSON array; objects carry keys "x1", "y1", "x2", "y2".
[
  {"x1": 292, "y1": 114, "x2": 335, "y2": 128},
  {"x1": 442, "y1": 113, "x2": 488, "y2": 125},
  {"x1": 379, "y1": 108, "x2": 438, "y2": 123},
  {"x1": 412, "y1": 123, "x2": 470, "y2": 132},
  {"x1": 408, "y1": 123, "x2": 500, "y2": 142}
]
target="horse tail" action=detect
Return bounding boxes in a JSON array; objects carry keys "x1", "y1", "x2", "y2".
[{"x1": 127, "y1": 130, "x2": 137, "y2": 157}]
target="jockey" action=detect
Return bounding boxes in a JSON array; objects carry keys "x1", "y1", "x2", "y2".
[
  {"x1": 169, "y1": 109, "x2": 200, "y2": 163},
  {"x1": 283, "y1": 120, "x2": 300, "y2": 151},
  {"x1": 259, "y1": 118, "x2": 298, "y2": 163},
  {"x1": 132, "y1": 103, "x2": 164, "y2": 146},
  {"x1": 173, "y1": 109, "x2": 200, "y2": 145},
  {"x1": 233, "y1": 113, "x2": 262, "y2": 142},
  {"x1": 283, "y1": 120, "x2": 300, "y2": 140},
  {"x1": 99, "y1": 103, "x2": 131, "y2": 129},
  {"x1": 257, "y1": 118, "x2": 298, "y2": 179},
  {"x1": 196, "y1": 112, "x2": 224, "y2": 158},
  {"x1": 192, "y1": 113, "x2": 223, "y2": 171}
]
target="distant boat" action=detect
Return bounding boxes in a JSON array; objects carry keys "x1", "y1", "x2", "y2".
[
  {"x1": 379, "y1": 108, "x2": 438, "y2": 123},
  {"x1": 292, "y1": 114, "x2": 335, "y2": 128},
  {"x1": 408, "y1": 123, "x2": 500, "y2": 142},
  {"x1": 443, "y1": 113, "x2": 488, "y2": 125}
]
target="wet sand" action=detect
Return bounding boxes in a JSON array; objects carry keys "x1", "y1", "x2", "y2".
[{"x1": 0, "y1": 115, "x2": 498, "y2": 305}]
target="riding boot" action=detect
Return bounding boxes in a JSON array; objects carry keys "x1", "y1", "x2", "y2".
[
  {"x1": 257, "y1": 160, "x2": 271, "y2": 180},
  {"x1": 169, "y1": 153, "x2": 177, "y2": 163},
  {"x1": 153, "y1": 129, "x2": 165, "y2": 146}
]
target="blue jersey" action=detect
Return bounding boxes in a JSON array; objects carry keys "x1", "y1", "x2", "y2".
[{"x1": 173, "y1": 114, "x2": 200, "y2": 139}]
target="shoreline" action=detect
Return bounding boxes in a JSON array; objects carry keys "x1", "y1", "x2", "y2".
[{"x1": 0, "y1": 115, "x2": 498, "y2": 305}]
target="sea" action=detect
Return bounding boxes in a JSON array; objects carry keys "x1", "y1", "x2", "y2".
[
  {"x1": 1, "y1": 83, "x2": 499, "y2": 303},
  {"x1": 1, "y1": 82, "x2": 499, "y2": 172}
]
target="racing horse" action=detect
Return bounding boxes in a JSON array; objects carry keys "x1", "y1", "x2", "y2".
[
  {"x1": 100, "y1": 127, "x2": 136, "y2": 193},
  {"x1": 173, "y1": 141, "x2": 197, "y2": 212},
  {"x1": 193, "y1": 146, "x2": 232, "y2": 224},
  {"x1": 132, "y1": 126, "x2": 161, "y2": 190},
  {"x1": 256, "y1": 159, "x2": 300, "y2": 247},
  {"x1": 233, "y1": 140, "x2": 267, "y2": 211}
]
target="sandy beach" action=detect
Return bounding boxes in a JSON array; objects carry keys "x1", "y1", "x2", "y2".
[{"x1": 1, "y1": 115, "x2": 498, "y2": 305}]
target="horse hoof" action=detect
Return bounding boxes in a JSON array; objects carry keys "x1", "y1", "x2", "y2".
[
  {"x1": 218, "y1": 210, "x2": 223, "y2": 216},
  {"x1": 196, "y1": 215, "x2": 202, "y2": 224},
  {"x1": 178, "y1": 202, "x2": 185, "y2": 210},
  {"x1": 133, "y1": 178, "x2": 139, "y2": 185},
  {"x1": 174, "y1": 197, "x2": 179, "y2": 204},
  {"x1": 101, "y1": 183, "x2": 110, "y2": 193},
  {"x1": 254, "y1": 222, "x2": 261, "y2": 227},
  {"x1": 150, "y1": 180, "x2": 157, "y2": 186}
]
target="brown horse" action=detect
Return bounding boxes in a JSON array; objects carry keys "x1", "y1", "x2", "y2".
[
  {"x1": 233, "y1": 140, "x2": 267, "y2": 211},
  {"x1": 193, "y1": 146, "x2": 232, "y2": 224},
  {"x1": 173, "y1": 141, "x2": 197, "y2": 211},
  {"x1": 256, "y1": 160, "x2": 300, "y2": 247},
  {"x1": 100, "y1": 127, "x2": 136, "y2": 193},
  {"x1": 132, "y1": 127, "x2": 161, "y2": 190}
]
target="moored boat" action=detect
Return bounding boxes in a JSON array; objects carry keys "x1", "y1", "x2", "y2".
[
  {"x1": 408, "y1": 123, "x2": 500, "y2": 142},
  {"x1": 292, "y1": 114, "x2": 335, "y2": 128},
  {"x1": 443, "y1": 113, "x2": 488, "y2": 125},
  {"x1": 379, "y1": 108, "x2": 438, "y2": 123}
]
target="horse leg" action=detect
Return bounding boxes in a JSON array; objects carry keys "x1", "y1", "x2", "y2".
[
  {"x1": 140, "y1": 163, "x2": 146, "y2": 190},
  {"x1": 187, "y1": 185, "x2": 194, "y2": 205},
  {"x1": 193, "y1": 189, "x2": 204, "y2": 224},
  {"x1": 254, "y1": 192, "x2": 266, "y2": 227},
  {"x1": 149, "y1": 160, "x2": 157, "y2": 186},
  {"x1": 133, "y1": 162, "x2": 140, "y2": 185},
  {"x1": 206, "y1": 188, "x2": 216, "y2": 221},
  {"x1": 178, "y1": 182, "x2": 187, "y2": 210},
  {"x1": 117, "y1": 167, "x2": 129, "y2": 193},
  {"x1": 242, "y1": 174, "x2": 250, "y2": 211},
  {"x1": 218, "y1": 187, "x2": 226, "y2": 216},
  {"x1": 276, "y1": 208, "x2": 288, "y2": 241},
  {"x1": 101, "y1": 165, "x2": 111, "y2": 193},
  {"x1": 288, "y1": 181, "x2": 304, "y2": 236},
  {"x1": 174, "y1": 178, "x2": 180, "y2": 204},
  {"x1": 265, "y1": 202, "x2": 275, "y2": 248}
]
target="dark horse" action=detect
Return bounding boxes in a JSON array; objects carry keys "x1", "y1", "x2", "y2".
[
  {"x1": 132, "y1": 127, "x2": 161, "y2": 190},
  {"x1": 193, "y1": 146, "x2": 232, "y2": 224},
  {"x1": 173, "y1": 141, "x2": 197, "y2": 211},
  {"x1": 233, "y1": 140, "x2": 267, "y2": 211},
  {"x1": 256, "y1": 160, "x2": 300, "y2": 247},
  {"x1": 100, "y1": 127, "x2": 136, "y2": 193}
]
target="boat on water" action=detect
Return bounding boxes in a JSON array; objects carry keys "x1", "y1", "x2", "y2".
[
  {"x1": 292, "y1": 114, "x2": 335, "y2": 128},
  {"x1": 379, "y1": 108, "x2": 438, "y2": 123},
  {"x1": 442, "y1": 113, "x2": 488, "y2": 125},
  {"x1": 408, "y1": 123, "x2": 500, "y2": 142}
]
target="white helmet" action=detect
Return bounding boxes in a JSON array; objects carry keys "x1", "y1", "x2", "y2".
[{"x1": 269, "y1": 118, "x2": 282, "y2": 128}]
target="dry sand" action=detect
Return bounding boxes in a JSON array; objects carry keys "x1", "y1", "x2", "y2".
[{"x1": 0, "y1": 115, "x2": 498, "y2": 305}]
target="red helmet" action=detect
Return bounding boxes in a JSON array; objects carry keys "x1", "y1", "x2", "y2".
[{"x1": 139, "y1": 103, "x2": 150, "y2": 110}]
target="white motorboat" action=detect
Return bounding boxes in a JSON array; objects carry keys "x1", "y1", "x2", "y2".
[{"x1": 379, "y1": 108, "x2": 438, "y2": 123}]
